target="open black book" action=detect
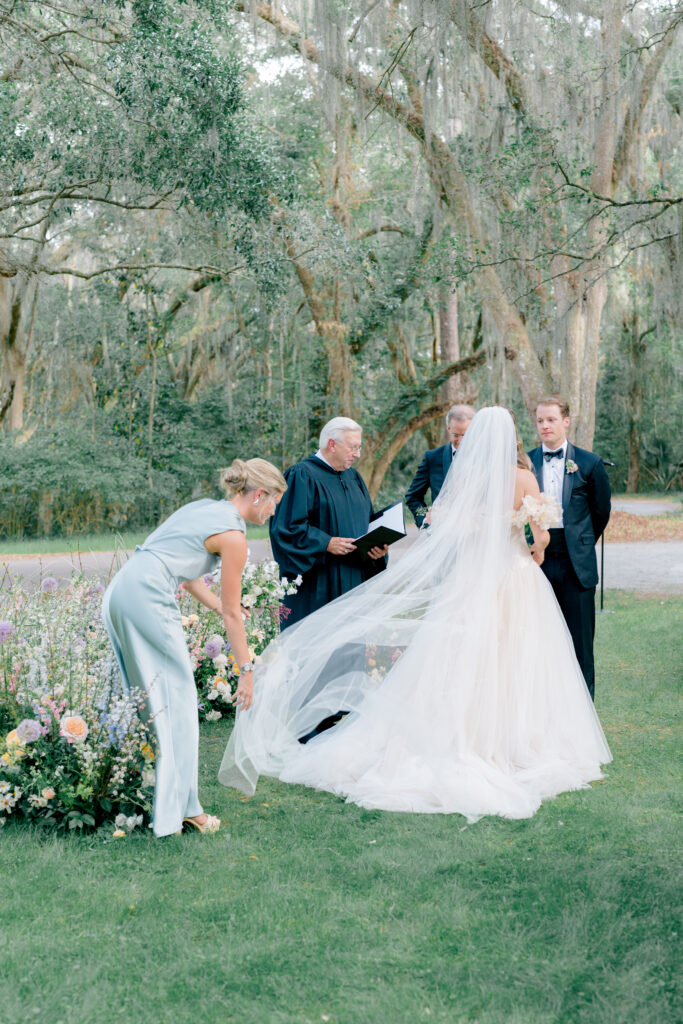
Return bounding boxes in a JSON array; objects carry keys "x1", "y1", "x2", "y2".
[{"x1": 353, "y1": 500, "x2": 406, "y2": 557}]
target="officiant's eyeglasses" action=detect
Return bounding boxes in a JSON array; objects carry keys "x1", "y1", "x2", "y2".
[{"x1": 335, "y1": 440, "x2": 362, "y2": 454}]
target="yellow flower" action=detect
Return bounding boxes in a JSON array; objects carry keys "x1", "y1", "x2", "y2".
[
  {"x1": 3, "y1": 730, "x2": 25, "y2": 763},
  {"x1": 181, "y1": 616, "x2": 190, "y2": 627},
  {"x1": 140, "y1": 743, "x2": 155, "y2": 762},
  {"x1": 112, "y1": 829, "x2": 126, "y2": 839}
]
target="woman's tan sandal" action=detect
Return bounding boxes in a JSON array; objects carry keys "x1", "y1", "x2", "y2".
[{"x1": 182, "y1": 814, "x2": 221, "y2": 834}]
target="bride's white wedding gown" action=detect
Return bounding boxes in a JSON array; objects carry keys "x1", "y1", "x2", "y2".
[{"x1": 219, "y1": 409, "x2": 612, "y2": 821}]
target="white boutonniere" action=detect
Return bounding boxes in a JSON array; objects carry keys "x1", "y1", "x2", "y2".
[{"x1": 566, "y1": 459, "x2": 578, "y2": 474}]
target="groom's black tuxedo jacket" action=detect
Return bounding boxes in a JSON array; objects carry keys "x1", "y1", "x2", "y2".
[
  {"x1": 405, "y1": 443, "x2": 453, "y2": 527},
  {"x1": 528, "y1": 442, "x2": 611, "y2": 588}
]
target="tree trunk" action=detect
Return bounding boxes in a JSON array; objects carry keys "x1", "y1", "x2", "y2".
[
  {"x1": 626, "y1": 315, "x2": 653, "y2": 492},
  {"x1": 439, "y1": 282, "x2": 461, "y2": 406},
  {"x1": 0, "y1": 274, "x2": 39, "y2": 433}
]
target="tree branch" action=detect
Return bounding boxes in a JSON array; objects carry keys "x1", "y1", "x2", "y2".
[
  {"x1": 354, "y1": 223, "x2": 406, "y2": 240},
  {"x1": 613, "y1": 12, "x2": 682, "y2": 187},
  {"x1": 34, "y1": 261, "x2": 246, "y2": 281}
]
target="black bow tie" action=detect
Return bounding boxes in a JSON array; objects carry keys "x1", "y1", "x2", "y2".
[{"x1": 544, "y1": 449, "x2": 564, "y2": 461}]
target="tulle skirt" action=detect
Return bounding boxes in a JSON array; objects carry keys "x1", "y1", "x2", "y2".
[{"x1": 219, "y1": 537, "x2": 612, "y2": 822}]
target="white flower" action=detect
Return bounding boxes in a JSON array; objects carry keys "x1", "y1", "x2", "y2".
[
  {"x1": 190, "y1": 656, "x2": 198, "y2": 671},
  {"x1": 28, "y1": 794, "x2": 48, "y2": 808},
  {"x1": 241, "y1": 594, "x2": 255, "y2": 608},
  {"x1": 0, "y1": 781, "x2": 10, "y2": 794},
  {"x1": 206, "y1": 689, "x2": 218, "y2": 701},
  {"x1": 0, "y1": 795, "x2": 13, "y2": 811},
  {"x1": 294, "y1": 575, "x2": 303, "y2": 586},
  {"x1": 213, "y1": 654, "x2": 228, "y2": 670},
  {"x1": 142, "y1": 769, "x2": 156, "y2": 787},
  {"x1": 126, "y1": 814, "x2": 143, "y2": 832},
  {"x1": 205, "y1": 710, "x2": 222, "y2": 722},
  {"x1": 115, "y1": 813, "x2": 128, "y2": 829}
]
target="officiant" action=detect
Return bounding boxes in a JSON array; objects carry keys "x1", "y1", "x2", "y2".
[{"x1": 269, "y1": 417, "x2": 388, "y2": 630}]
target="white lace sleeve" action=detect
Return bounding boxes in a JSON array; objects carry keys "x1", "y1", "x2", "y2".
[{"x1": 511, "y1": 493, "x2": 562, "y2": 529}]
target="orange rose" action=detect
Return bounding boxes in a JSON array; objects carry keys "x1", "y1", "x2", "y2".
[{"x1": 59, "y1": 715, "x2": 89, "y2": 744}]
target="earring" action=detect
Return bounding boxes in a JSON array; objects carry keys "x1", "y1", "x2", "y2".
[{"x1": 253, "y1": 498, "x2": 259, "y2": 505}]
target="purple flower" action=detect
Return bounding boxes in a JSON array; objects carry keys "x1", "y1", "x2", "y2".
[
  {"x1": 41, "y1": 577, "x2": 58, "y2": 593},
  {"x1": 202, "y1": 574, "x2": 215, "y2": 587},
  {"x1": 204, "y1": 638, "x2": 223, "y2": 659},
  {"x1": 16, "y1": 718, "x2": 43, "y2": 743},
  {"x1": 0, "y1": 620, "x2": 14, "y2": 643},
  {"x1": 88, "y1": 583, "x2": 105, "y2": 597}
]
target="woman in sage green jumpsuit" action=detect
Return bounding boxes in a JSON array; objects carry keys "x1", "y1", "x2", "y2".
[{"x1": 102, "y1": 459, "x2": 286, "y2": 837}]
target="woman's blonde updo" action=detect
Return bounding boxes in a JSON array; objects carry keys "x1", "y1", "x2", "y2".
[{"x1": 220, "y1": 458, "x2": 287, "y2": 499}]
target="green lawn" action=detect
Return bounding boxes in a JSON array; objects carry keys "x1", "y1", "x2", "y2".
[
  {"x1": 1, "y1": 593, "x2": 680, "y2": 1024},
  {"x1": 0, "y1": 524, "x2": 271, "y2": 555}
]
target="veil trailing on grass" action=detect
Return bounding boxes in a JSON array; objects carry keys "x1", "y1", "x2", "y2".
[{"x1": 218, "y1": 406, "x2": 520, "y2": 795}]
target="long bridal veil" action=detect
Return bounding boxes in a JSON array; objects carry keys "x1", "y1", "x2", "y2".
[{"x1": 219, "y1": 406, "x2": 524, "y2": 795}]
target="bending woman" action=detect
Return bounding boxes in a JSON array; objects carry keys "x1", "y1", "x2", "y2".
[{"x1": 103, "y1": 458, "x2": 286, "y2": 837}]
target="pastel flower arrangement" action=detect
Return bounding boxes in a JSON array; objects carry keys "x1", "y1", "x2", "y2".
[
  {"x1": 365, "y1": 643, "x2": 404, "y2": 684},
  {"x1": 180, "y1": 558, "x2": 300, "y2": 722},
  {"x1": 566, "y1": 459, "x2": 579, "y2": 474},
  {"x1": 0, "y1": 575, "x2": 154, "y2": 833},
  {"x1": 0, "y1": 557, "x2": 299, "y2": 831}
]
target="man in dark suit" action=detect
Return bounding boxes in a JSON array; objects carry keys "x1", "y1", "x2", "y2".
[
  {"x1": 405, "y1": 405, "x2": 475, "y2": 527},
  {"x1": 528, "y1": 395, "x2": 611, "y2": 700}
]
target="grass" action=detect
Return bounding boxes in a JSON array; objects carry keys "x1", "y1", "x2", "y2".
[
  {"x1": 0, "y1": 524, "x2": 271, "y2": 556},
  {"x1": 1, "y1": 593, "x2": 680, "y2": 1024}
]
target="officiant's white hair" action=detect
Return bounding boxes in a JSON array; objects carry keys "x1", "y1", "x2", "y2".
[
  {"x1": 446, "y1": 404, "x2": 475, "y2": 426},
  {"x1": 319, "y1": 417, "x2": 362, "y2": 449}
]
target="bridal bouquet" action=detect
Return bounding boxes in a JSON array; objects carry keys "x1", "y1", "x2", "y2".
[
  {"x1": 0, "y1": 577, "x2": 154, "y2": 833},
  {"x1": 511, "y1": 493, "x2": 563, "y2": 530},
  {"x1": 180, "y1": 558, "x2": 300, "y2": 722}
]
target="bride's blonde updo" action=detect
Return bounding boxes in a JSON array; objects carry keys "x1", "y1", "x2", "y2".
[
  {"x1": 504, "y1": 408, "x2": 532, "y2": 470},
  {"x1": 220, "y1": 458, "x2": 287, "y2": 499}
]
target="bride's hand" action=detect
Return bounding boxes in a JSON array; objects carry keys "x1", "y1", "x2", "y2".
[{"x1": 530, "y1": 544, "x2": 544, "y2": 566}]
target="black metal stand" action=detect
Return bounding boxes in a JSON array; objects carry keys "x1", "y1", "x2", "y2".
[{"x1": 597, "y1": 459, "x2": 615, "y2": 615}]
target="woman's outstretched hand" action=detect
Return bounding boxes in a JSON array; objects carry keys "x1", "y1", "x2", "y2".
[{"x1": 232, "y1": 671, "x2": 254, "y2": 711}]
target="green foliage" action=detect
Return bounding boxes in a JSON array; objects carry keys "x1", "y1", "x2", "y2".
[{"x1": 0, "y1": 420, "x2": 177, "y2": 538}]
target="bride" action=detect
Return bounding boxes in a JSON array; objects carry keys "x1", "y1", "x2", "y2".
[{"x1": 219, "y1": 407, "x2": 611, "y2": 821}]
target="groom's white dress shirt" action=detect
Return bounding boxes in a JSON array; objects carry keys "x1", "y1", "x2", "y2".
[{"x1": 541, "y1": 440, "x2": 567, "y2": 527}]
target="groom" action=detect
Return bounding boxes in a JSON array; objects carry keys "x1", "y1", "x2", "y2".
[{"x1": 528, "y1": 395, "x2": 611, "y2": 700}]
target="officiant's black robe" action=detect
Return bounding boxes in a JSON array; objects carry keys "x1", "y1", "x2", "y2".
[{"x1": 269, "y1": 455, "x2": 387, "y2": 629}]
